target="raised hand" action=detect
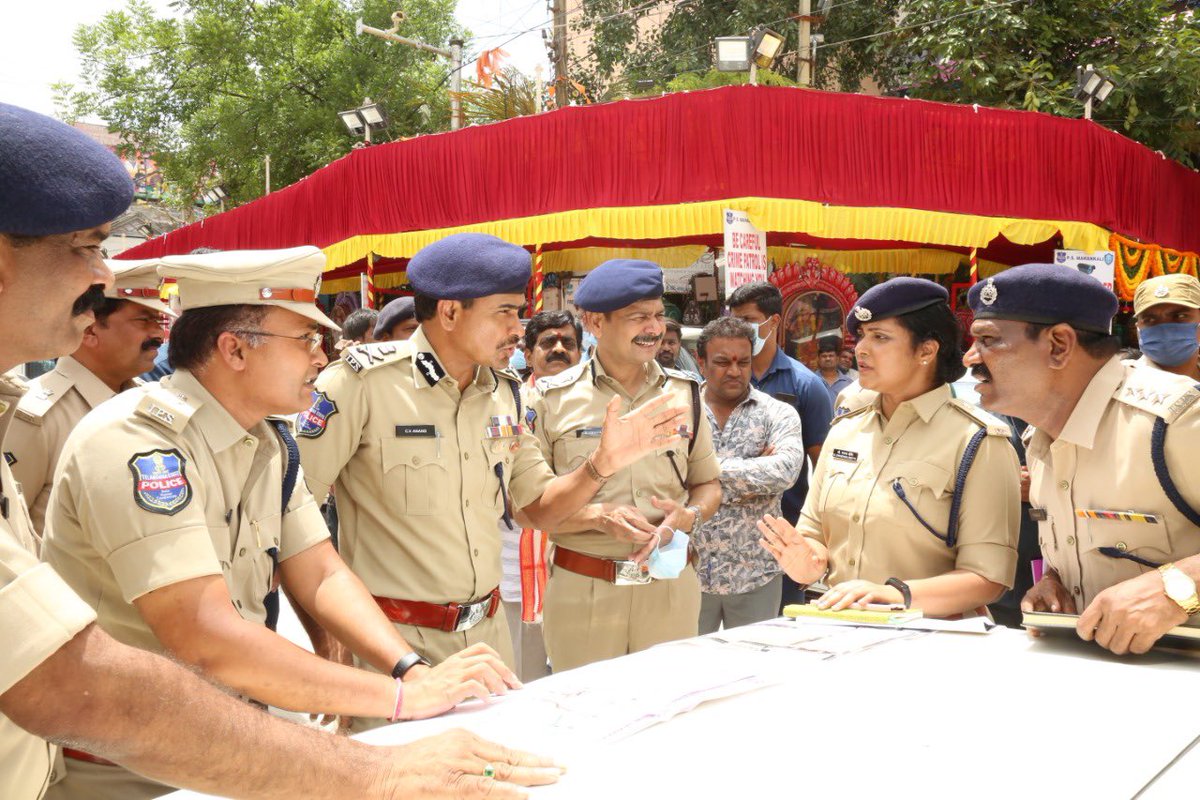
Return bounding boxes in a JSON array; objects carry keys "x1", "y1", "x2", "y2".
[
  {"x1": 757, "y1": 514, "x2": 826, "y2": 585},
  {"x1": 591, "y1": 394, "x2": 687, "y2": 475}
]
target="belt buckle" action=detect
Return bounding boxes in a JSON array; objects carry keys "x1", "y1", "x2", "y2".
[
  {"x1": 613, "y1": 559, "x2": 652, "y2": 586},
  {"x1": 454, "y1": 599, "x2": 489, "y2": 632}
]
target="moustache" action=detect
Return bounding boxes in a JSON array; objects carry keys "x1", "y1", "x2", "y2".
[
  {"x1": 546, "y1": 353, "x2": 570, "y2": 363},
  {"x1": 72, "y1": 285, "x2": 108, "y2": 317},
  {"x1": 141, "y1": 338, "x2": 164, "y2": 352},
  {"x1": 971, "y1": 365, "x2": 992, "y2": 382}
]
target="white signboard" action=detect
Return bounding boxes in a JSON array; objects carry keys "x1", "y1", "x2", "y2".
[
  {"x1": 1054, "y1": 249, "x2": 1115, "y2": 293},
  {"x1": 723, "y1": 209, "x2": 768, "y2": 295}
]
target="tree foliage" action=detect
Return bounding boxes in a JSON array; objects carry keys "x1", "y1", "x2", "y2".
[
  {"x1": 572, "y1": 0, "x2": 1200, "y2": 166},
  {"x1": 56, "y1": 0, "x2": 464, "y2": 207}
]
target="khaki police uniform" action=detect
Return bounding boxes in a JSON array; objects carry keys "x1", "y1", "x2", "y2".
[
  {"x1": 296, "y1": 327, "x2": 555, "y2": 670},
  {"x1": 796, "y1": 384, "x2": 1021, "y2": 594},
  {"x1": 1027, "y1": 357, "x2": 1200, "y2": 608},
  {"x1": 5, "y1": 356, "x2": 140, "y2": 532},
  {"x1": 530, "y1": 358, "x2": 720, "y2": 671},
  {"x1": 0, "y1": 369, "x2": 27, "y2": 434}
]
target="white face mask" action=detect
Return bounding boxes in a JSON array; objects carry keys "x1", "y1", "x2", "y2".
[{"x1": 749, "y1": 318, "x2": 775, "y2": 356}]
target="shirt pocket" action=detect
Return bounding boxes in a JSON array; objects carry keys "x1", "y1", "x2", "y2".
[
  {"x1": 480, "y1": 436, "x2": 519, "y2": 511},
  {"x1": 380, "y1": 438, "x2": 446, "y2": 516},
  {"x1": 818, "y1": 464, "x2": 854, "y2": 514},
  {"x1": 1081, "y1": 514, "x2": 1174, "y2": 572},
  {"x1": 881, "y1": 460, "x2": 954, "y2": 540},
  {"x1": 553, "y1": 436, "x2": 599, "y2": 476},
  {"x1": 227, "y1": 514, "x2": 281, "y2": 624}
]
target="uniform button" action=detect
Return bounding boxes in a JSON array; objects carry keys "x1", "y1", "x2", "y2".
[
  {"x1": 239, "y1": 547, "x2": 247, "y2": 557},
  {"x1": 1116, "y1": 541, "x2": 1128, "y2": 552},
  {"x1": 412, "y1": 456, "x2": 421, "y2": 465},
  {"x1": 243, "y1": 438, "x2": 254, "y2": 447},
  {"x1": 463, "y1": 452, "x2": 469, "y2": 460},
  {"x1": 473, "y1": 548, "x2": 480, "y2": 557},
  {"x1": 848, "y1": 558, "x2": 856, "y2": 566},
  {"x1": 883, "y1": 436, "x2": 893, "y2": 445},
  {"x1": 1058, "y1": 480, "x2": 1069, "y2": 490},
  {"x1": 465, "y1": 499, "x2": 470, "y2": 508},
  {"x1": 1066, "y1": 536, "x2": 1075, "y2": 546},
  {"x1": 1073, "y1": 586, "x2": 1081, "y2": 596},
  {"x1": 235, "y1": 599, "x2": 243, "y2": 609},
  {"x1": 636, "y1": 490, "x2": 645, "y2": 498},
  {"x1": 851, "y1": 513, "x2": 860, "y2": 523}
]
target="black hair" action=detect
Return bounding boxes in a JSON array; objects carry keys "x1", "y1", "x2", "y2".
[
  {"x1": 697, "y1": 316, "x2": 755, "y2": 360},
  {"x1": 168, "y1": 305, "x2": 269, "y2": 371},
  {"x1": 0, "y1": 232, "x2": 40, "y2": 248},
  {"x1": 663, "y1": 318, "x2": 682, "y2": 337},
  {"x1": 413, "y1": 291, "x2": 474, "y2": 322},
  {"x1": 91, "y1": 297, "x2": 129, "y2": 326},
  {"x1": 727, "y1": 281, "x2": 783, "y2": 318},
  {"x1": 524, "y1": 310, "x2": 582, "y2": 351},
  {"x1": 1024, "y1": 322, "x2": 1122, "y2": 361},
  {"x1": 342, "y1": 308, "x2": 379, "y2": 340},
  {"x1": 891, "y1": 302, "x2": 966, "y2": 385}
]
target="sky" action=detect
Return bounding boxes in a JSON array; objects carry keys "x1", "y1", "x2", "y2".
[{"x1": 0, "y1": 0, "x2": 552, "y2": 119}]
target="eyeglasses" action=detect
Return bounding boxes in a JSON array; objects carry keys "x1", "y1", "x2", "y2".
[{"x1": 232, "y1": 329, "x2": 324, "y2": 354}]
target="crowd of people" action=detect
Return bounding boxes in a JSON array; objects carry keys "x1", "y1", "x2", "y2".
[{"x1": 4, "y1": 98, "x2": 1200, "y2": 800}]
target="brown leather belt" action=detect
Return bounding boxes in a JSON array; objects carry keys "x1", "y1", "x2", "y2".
[
  {"x1": 63, "y1": 748, "x2": 116, "y2": 767},
  {"x1": 552, "y1": 547, "x2": 653, "y2": 585},
  {"x1": 373, "y1": 588, "x2": 501, "y2": 633}
]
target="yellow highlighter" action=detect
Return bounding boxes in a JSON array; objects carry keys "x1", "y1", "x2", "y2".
[{"x1": 783, "y1": 603, "x2": 924, "y2": 625}]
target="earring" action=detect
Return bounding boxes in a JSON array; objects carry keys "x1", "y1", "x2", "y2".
[{"x1": 921, "y1": 360, "x2": 928, "y2": 365}]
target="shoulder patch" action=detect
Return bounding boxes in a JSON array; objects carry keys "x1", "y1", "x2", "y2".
[
  {"x1": 134, "y1": 388, "x2": 197, "y2": 433},
  {"x1": 535, "y1": 362, "x2": 587, "y2": 393},
  {"x1": 343, "y1": 340, "x2": 410, "y2": 375},
  {"x1": 1114, "y1": 365, "x2": 1200, "y2": 423},
  {"x1": 15, "y1": 370, "x2": 76, "y2": 423},
  {"x1": 946, "y1": 398, "x2": 1011, "y2": 437},
  {"x1": 128, "y1": 449, "x2": 192, "y2": 516},
  {"x1": 4, "y1": 451, "x2": 15, "y2": 467},
  {"x1": 662, "y1": 366, "x2": 700, "y2": 384},
  {"x1": 297, "y1": 390, "x2": 338, "y2": 439},
  {"x1": 830, "y1": 404, "x2": 872, "y2": 426}
]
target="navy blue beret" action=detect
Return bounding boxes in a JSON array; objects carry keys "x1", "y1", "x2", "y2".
[
  {"x1": 406, "y1": 233, "x2": 530, "y2": 299},
  {"x1": 0, "y1": 103, "x2": 134, "y2": 236},
  {"x1": 968, "y1": 263, "x2": 1117, "y2": 335},
  {"x1": 373, "y1": 295, "x2": 415, "y2": 338},
  {"x1": 574, "y1": 259, "x2": 664, "y2": 312},
  {"x1": 847, "y1": 277, "x2": 948, "y2": 336}
]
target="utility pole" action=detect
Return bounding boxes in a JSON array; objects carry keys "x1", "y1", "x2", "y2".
[
  {"x1": 552, "y1": 0, "x2": 569, "y2": 107},
  {"x1": 798, "y1": 0, "x2": 812, "y2": 87},
  {"x1": 356, "y1": 19, "x2": 464, "y2": 130},
  {"x1": 264, "y1": 155, "x2": 271, "y2": 195}
]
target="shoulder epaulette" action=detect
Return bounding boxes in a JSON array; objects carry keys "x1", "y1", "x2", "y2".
[
  {"x1": 830, "y1": 404, "x2": 872, "y2": 426},
  {"x1": 133, "y1": 386, "x2": 198, "y2": 433},
  {"x1": 946, "y1": 397, "x2": 1011, "y2": 437},
  {"x1": 266, "y1": 414, "x2": 296, "y2": 434},
  {"x1": 493, "y1": 367, "x2": 522, "y2": 385},
  {"x1": 14, "y1": 369, "x2": 76, "y2": 425},
  {"x1": 535, "y1": 362, "x2": 587, "y2": 393},
  {"x1": 342, "y1": 340, "x2": 412, "y2": 375},
  {"x1": 1114, "y1": 365, "x2": 1200, "y2": 424},
  {"x1": 833, "y1": 387, "x2": 874, "y2": 419},
  {"x1": 662, "y1": 366, "x2": 700, "y2": 384}
]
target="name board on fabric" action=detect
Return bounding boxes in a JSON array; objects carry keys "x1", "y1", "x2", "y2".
[
  {"x1": 1054, "y1": 249, "x2": 1116, "y2": 293},
  {"x1": 723, "y1": 209, "x2": 768, "y2": 295}
]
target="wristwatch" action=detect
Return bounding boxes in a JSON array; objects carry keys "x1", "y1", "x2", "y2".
[
  {"x1": 685, "y1": 504, "x2": 703, "y2": 534},
  {"x1": 391, "y1": 651, "x2": 432, "y2": 680},
  {"x1": 1158, "y1": 563, "x2": 1200, "y2": 615}
]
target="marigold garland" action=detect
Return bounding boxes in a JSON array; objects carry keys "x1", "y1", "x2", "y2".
[{"x1": 1110, "y1": 232, "x2": 1200, "y2": 301}]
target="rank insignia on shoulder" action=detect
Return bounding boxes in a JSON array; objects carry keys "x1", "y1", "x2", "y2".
[
  {"x1": 128, "y1": 449, "x2": 192, "y2": 516},
  {"x1": 297, "y1": 391, "x2": 338, "y2": 439},
  {"x1": 414, "y1": 352, "x2": 446, "y2": 386}
]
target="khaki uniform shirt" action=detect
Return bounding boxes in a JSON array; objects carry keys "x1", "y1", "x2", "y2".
[
  {"x1": 797, "y1": 384, "x2": 1020, "y2": 589},
  {"x1": 296, "y1": 329, "x2": 555, "y2": 605},
  {"x1": 6, "y1": 356, "x2": 139, "y2": 533},
  {"x1": 42, "y1": 368, "x2": 328, "y2": 654},
  {"x1": 0, "y1": 395, "x2": 96, "y2": 800},
  {"x1": 1027, "y1": 357, "x2": 1200, "y2": 608},
  {"x1": 530, "y1": 358, "x2": 721, "y2": 558}
]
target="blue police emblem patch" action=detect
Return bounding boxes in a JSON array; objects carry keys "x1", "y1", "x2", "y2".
[
  {"x1": 297, "y1": 391, "x2": 338, "y2": 439},
  {"x1": 524, "y1": 407, "x2": 537, "y2": 434},
  {"x1": 128, "y1": 449, "x2": 191, "y2": 516}
]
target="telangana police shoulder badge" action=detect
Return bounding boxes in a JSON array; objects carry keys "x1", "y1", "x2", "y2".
[
  {"x1": 297, "y1": 391, "x2": 337, "y2": 439},
  {"x1": 128, "y1": 449, "x2": 191, "y2": 516}
]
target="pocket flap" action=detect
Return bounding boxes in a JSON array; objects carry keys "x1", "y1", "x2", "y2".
[
  {"x1": 883, "y1": 461, "x2": 953, "y2": 500},
  {"x1": 380, "y1": 437, "x2": 441, "y2": 473}
]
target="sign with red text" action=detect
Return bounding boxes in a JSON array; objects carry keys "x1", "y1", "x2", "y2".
[{"x1": 723, "y1": 209, "x2": 768, "y2": 295}]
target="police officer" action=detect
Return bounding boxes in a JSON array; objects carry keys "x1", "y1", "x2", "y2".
[
  {"x1": 1130, "y1": 273, "x2": 1200, "y2": 381},
  {"x1": 965, "y1": 264, "x2": 1200, "y2": 655},
  {"x1": 296, "y1": 235, "x2": 687, "y2": 687},
  {"x1": 374, "y1": 295, "x2": 419, "y2": 341},
  {"x1": 0, "y1": 102, "x2": 561, "y2": 800},
  {"x1": 6, "y1": 259, "x2": 170, "y2": 532},
  {"x1": 530, "y1": 259, "x2": 722, "y2": 671},
  {"x1": 43, "y1": 247, "x2": 536, "y2": 799},
  {"x1": 759, "y1": 278, "x2": 1021, "y2": 618}
]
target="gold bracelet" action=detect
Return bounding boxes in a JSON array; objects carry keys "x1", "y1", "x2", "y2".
[{"x1": 584, "y1": 454, "x2": 612, "y2": 484}]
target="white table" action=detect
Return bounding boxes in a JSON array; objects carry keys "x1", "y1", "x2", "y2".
[{"x1": 170, "y1": 620, "x2": 1200, "y2": 799}]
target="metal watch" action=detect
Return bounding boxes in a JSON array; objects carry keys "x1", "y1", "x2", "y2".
[
  {"x1": 685, "y1": 504, "x2": 702, "y2": 534},
  {"x1": 1158, "y1": 563, "x2": 1200, "y2": 615},
  {"x1": 391, "y1": 651, "x2": 432, "y2": 680}
]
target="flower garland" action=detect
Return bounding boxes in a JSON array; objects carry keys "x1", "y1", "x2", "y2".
[{"x1": 1110, "y1": 233, "x2": 1199, "y2": 301}]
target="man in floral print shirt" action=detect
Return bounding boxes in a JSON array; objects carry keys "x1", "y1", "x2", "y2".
[{"x1": 694, "y1": 317, "x2": 805, "y2": 633}]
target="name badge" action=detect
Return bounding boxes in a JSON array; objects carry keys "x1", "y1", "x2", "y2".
[
  {"x1": 832, "y1": 448, "x2": 858, "y2": 462},
  {"x1": 575, "y1": 427, "x2": 603, "y2": 438},
  {"x1": 1075, "y1": 509, "x2": 1162, "y2": 524},
  {"x1": 396, "y1": 425, "x2": 436, "y2": 437},
  {"x1": 1028, "y1": 508, "x2": 1049, "y2": 522}
]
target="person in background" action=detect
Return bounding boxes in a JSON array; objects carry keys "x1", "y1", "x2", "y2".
[
  {"x1": 335, "y1": 307, "x2": 378, "y2": 353},
  {"x1": 816, "y1": 336, "x2": 854, "y2": 404},
  {"x1": 693, "y1": 317, "x2": 804, "y2": 633},
  {"x1": 1130, "y1": 274, "x2": 1200, "y2": 382},
  {"x1": 727, "y1": 281, "x2": 833, "y2": 608},
  {"x1": 760, "y1": 278, "x2": 1021, "y2": 619},
  {"x1": 838, "y1": 348, "x2": 859, "y2": 380},
  {"x1": 373, "y1": 296, "x2": 419, "y2": 342}
]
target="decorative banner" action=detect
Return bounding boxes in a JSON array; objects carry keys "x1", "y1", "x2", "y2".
[
  {"x1": 1054, "y1": 249, "x2": 1115, "y2": 293},
  {"x1": 722, "y1": 208, "x2": 768, "y2": 296},
  {"x1": 1110, "y1": 232, "x2": 1199, "y2": 301}
]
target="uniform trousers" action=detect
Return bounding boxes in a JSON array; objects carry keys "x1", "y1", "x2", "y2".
[
  {"x1": 542, "y1": 563, "x2": 700, "y2": 672},
  {"x1": 698, "y1": 574, "x2": 783, "y2": 635},
  {"x1": 47, "y1": 757, "x2": 169, "y2": 800}
]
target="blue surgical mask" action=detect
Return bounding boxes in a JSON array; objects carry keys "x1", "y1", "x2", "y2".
[
  {"x1": 508, "y1": 348, "x2": 527, "y2": 372},
  {"x1": 647, "y1": 529, "x2": 689, "y2": 580},
  {"x1": 1138, "y1": 322, "x2": 1200, "y2": 367}
]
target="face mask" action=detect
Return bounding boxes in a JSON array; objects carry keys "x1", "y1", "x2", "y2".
[
  {"x1": 647, "y1": 529, "x2": 689, "y2": 580},
  {"x1": 750, "y1": 319, "x2": 774, "y2": 356},
  {"x1": 508, "y1": 348, "x2": 527, "y2": 372},
  {"x1": 1138, "y1": 322, "x2": 1200, "y2": 367}
]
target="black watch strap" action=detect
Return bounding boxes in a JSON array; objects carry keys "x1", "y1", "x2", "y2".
[
  {"x1": 886, "y1": 577, "x2": 912, "y2": 609},
  {"x1": 391, "y1": 651, "x2": 432, "y2": 679}
]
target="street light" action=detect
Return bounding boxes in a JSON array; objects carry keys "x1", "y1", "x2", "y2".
[
  {"x1": 714, "y1": 27, "x2": 785, "y2": 85},
  {"x1": 198, "y1": 185, "x2": 227, "y2": 212},
  {"x1": 339, "y1": 98, "x2": 389, "y2": 144},
  {"x1": 1075, "y1": 64, "x2": 1116, "y2": 121},
  {"x1": 714, "y1": 36, "x2": 752, "y2": 73},
  {"x1": 751, "y1": 27, "x2": 786, "y2": 69}
]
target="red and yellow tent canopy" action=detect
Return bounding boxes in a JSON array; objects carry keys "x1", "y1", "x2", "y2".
[{"x1": 120, "y1": 85, "x2": 1200, "y2": 299}]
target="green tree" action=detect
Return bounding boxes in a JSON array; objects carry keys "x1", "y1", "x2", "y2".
[
  {"x1": 56, "y1": 0, "x2": 464, "y2": 208},
  {"x1": 572, "y1": 0, "x2": 1200, "y2": 166}
]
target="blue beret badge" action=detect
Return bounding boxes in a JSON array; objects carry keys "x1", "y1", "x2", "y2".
[
  {"x1": 128, "y1": 449, "x2": 192, "y2": 516},
  {"x1": 297, "y1": 391, "x2": 338, "y2": 439}
]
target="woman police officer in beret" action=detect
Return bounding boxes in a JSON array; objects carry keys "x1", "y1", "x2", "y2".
[{"x1": 758, "y1": 278, "x2": 1022, "y2": 617}]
